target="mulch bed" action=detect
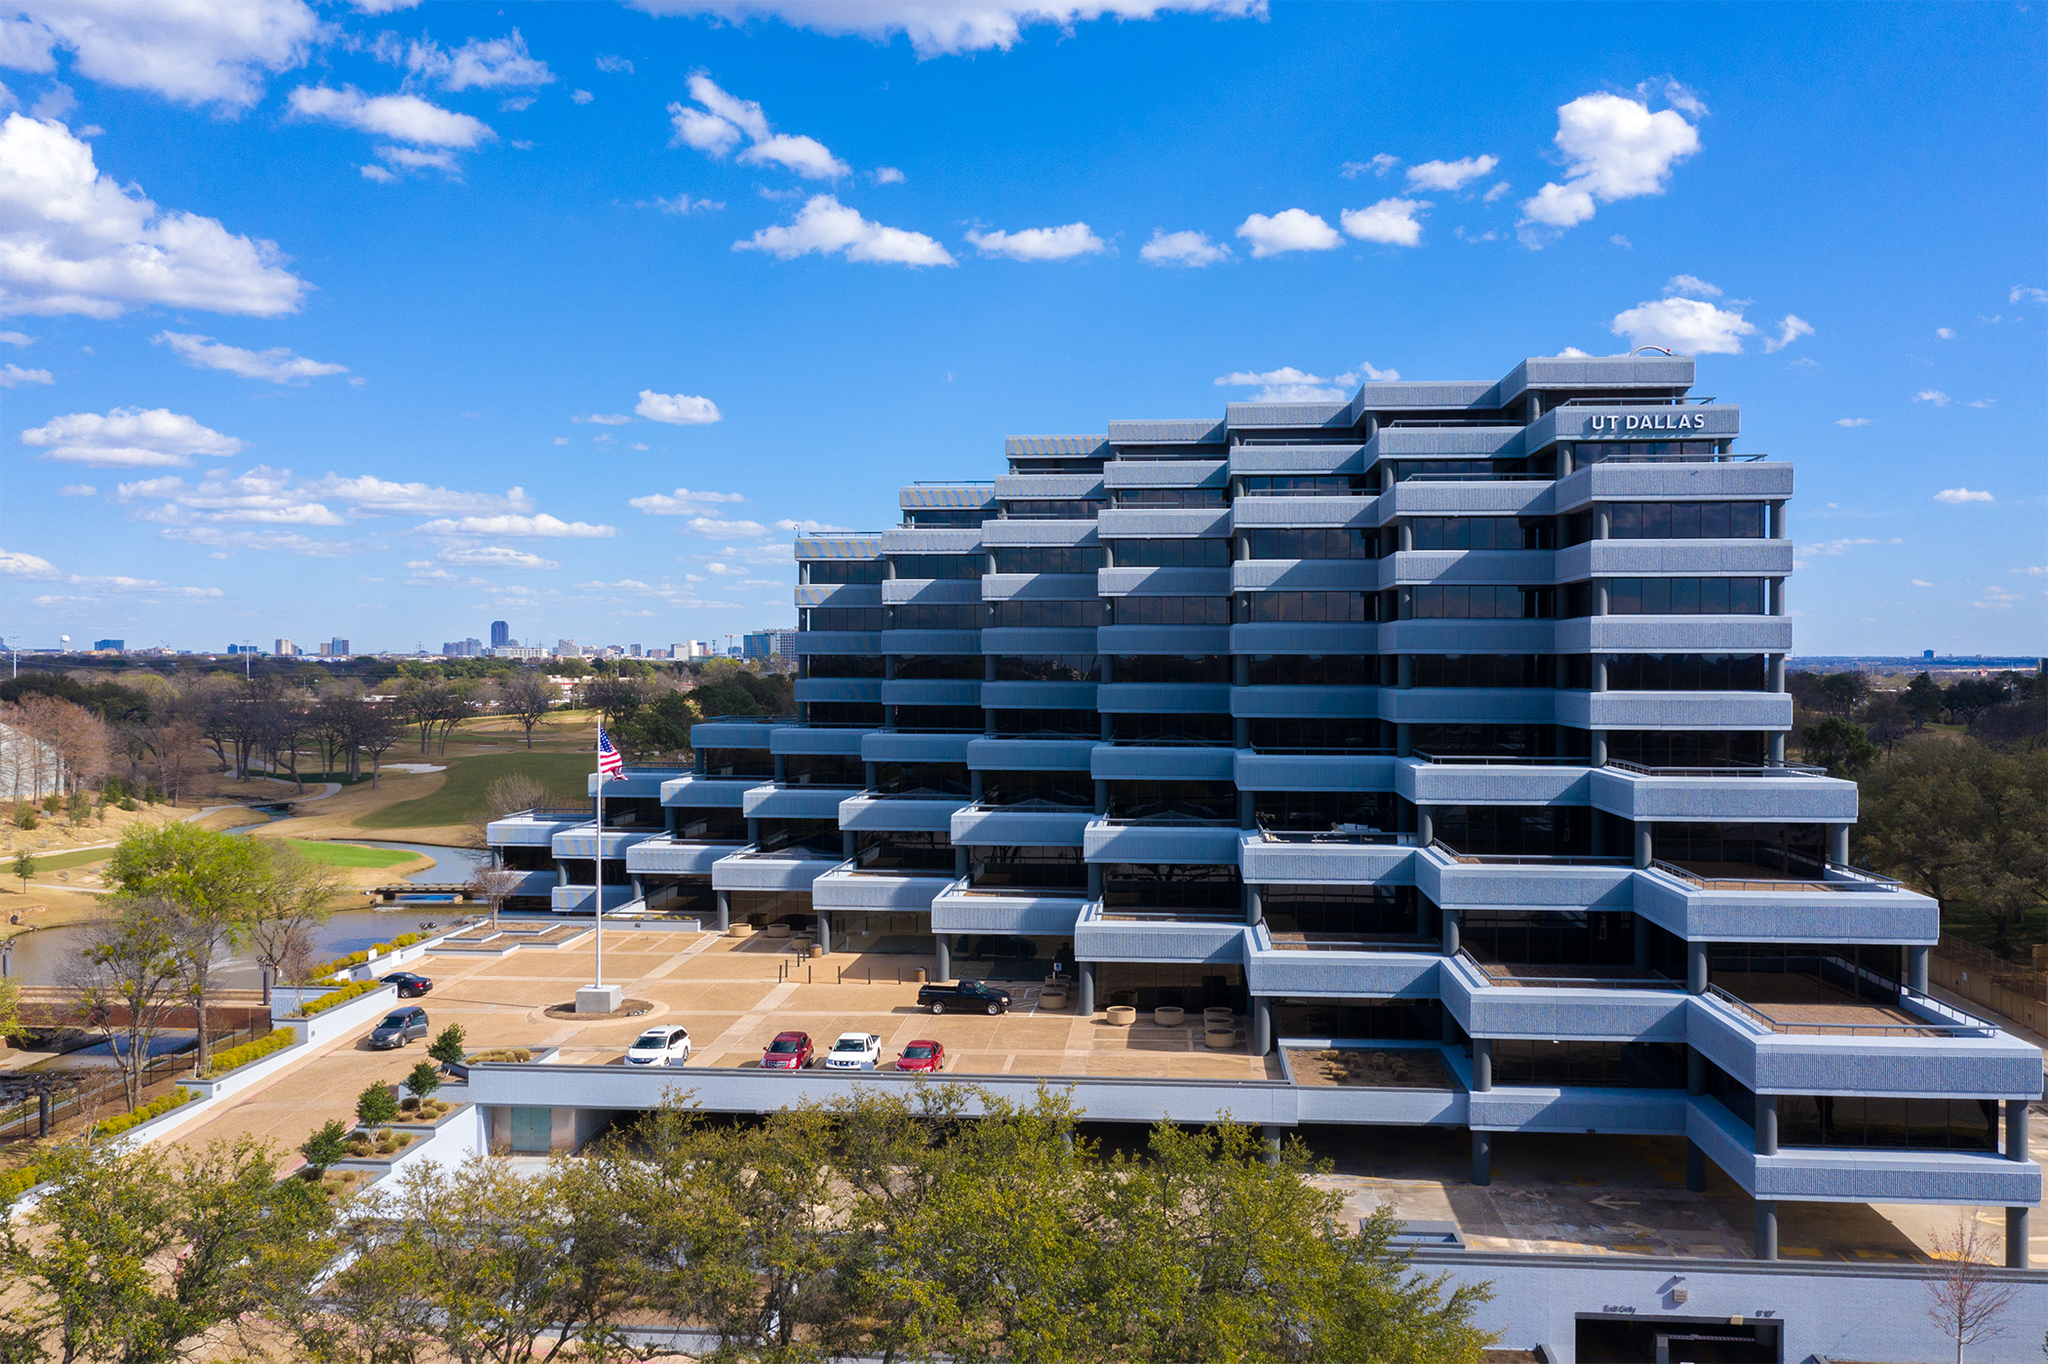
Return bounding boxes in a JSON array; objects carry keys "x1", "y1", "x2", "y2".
[{"x1": 540, "y1": 998, "x2": 658, "y2": 1021}]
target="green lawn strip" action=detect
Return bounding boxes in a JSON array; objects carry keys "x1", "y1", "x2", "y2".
[
  {"x1": 20, "y1": 845, "x2": 118, "y2": 872},
  {"x1": 356, "y1": 751, "x2": 594, "y2": 830},
  {"x1": 282, "y1": 839, "x2": 424, "y2": 869}
]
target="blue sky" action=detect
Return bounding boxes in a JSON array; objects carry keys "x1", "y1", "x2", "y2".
[{"x1": 0, "y1": 0, "x2": 2040, "y2": 657}]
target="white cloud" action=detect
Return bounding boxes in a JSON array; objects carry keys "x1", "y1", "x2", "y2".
[
  {"x1": 1339, "y1": 197, "x2": 1429, "y2": 246},
  {"x1": 0, "y1": 361, "x2": 51, "y2": 385},
  {"x1": 0, "y1": 114, "x2": 306, "y2": 318},
  {"x1": 1481, "y1": 181, "x2": 1510, "y2": 202},
  {"x1": 1340, "y1": 153, "x2": 1398, "y2": 179},
  {"x1": 734, "y1": 194, "x2": 954, "y2": 266},
  {"x1": 1935, "y1": 327, "x2": 1955, "y2": 340},
  {"x1": 288, "y1": 86, "x2": 493, "y2": 147},
  {"x1": 773, "y1": 517, "x2": 852, "y2": 533},
  {"x1": 1234, "y1": 208, "x2": 1339, "y2": 258},
  {"x1": 1404, "y1": 154, "x2": 1496, "y2": 191},
  {"x1": 374, "y1": 145, "x2": 459, "y2": 175},
  {"x1": 413, "y1": 513, "x2": 617, "y2": 538},
  {"x1": 965, "y1": 221, "x2": 1106, "y2": 261},
  {"x1": 1965, "y1": 398, "x2": 1995, "y2": 409},
  {"x1": 1517, "y1": 92, "x2": 1700, "y2": 245},
  {"x1": 114, "y1": 467, "x2": 346, "y2": 526},
  {"x1": 153, "y1": 330, "x2": 346, "y2": 383},
  {"x1": 297, "y1": 474, "x2": 533, "y2": 517},
  {"x1": 2009, "y1": 286, "x2": 2047, "y2": 304},
  {"x1": 596, "y1": 54, "x2": 634, "y2": 74},
  {"x1": 627, "y1": 0, "x2": 1266, "y2": 59},
  {"x1": 669, "y1": 73, "x2": 846, "y2": 178},
  {"x1": 1762, "y1": 314, "x2": 1814, "y2": 353},
  {"x1": 0, "y1": 548, "x2": 59, "y2": 578},
  {"x1": 1835, "y1": 417, "x2": 1873, "y2": 427},
  {"x1": 1214, "y1": 360, "x2": 1398, "y2": 402},
  {"x1": 1933, "y1": 487, "x2": 1992, "y2": 504},
  {"x1": 1665, "y1": 274, "x2": 1721, "y2": 298},
  {"x1": 871, "y1": 166, "x2": 905, "y2": 184},
  {"x1": 1139, "y1": 229, "x2": 1230, "y2": 267},
  {"x1": 55, "y1": 483, "x2": 93, "y2": 495},
  {"x1": 1609, "y1": 297, "x2": 1755, "y2": 355},
  {"x1": 1554, "y1": 347, "x2": 1593, "y2": 358},
  {"x1": 1910, "y1": 579, "x2": 1933, "y2": 588},
  {"x1": 1971, "y1": 585, "x2": 2022, "y2": 610},
  {"x1": 571, "y1": 90, "x2": 594, "y2": 105},
  {"x1": 436, "y1": 544, "x2": 559, "y2": 569},
  {"x1": 1607, "y1": 233, "x2": 1630, "y2": 248},
  {"x1": 0, "y1": 330, "x2": 31, "y2": 345},
  {"x1": 1914, "y1": 389, "x2": 1950, "y2": 407},
  {"x1": 401, "y1": 30, "x2": 553, "y2": 90},
  {"x1": 636, "y1": 389, "x2": 723, "y2": 424},
  {"x1": 21, "y1": 406, "x2": 244, "y2": 467},
  {"x1": 683, "y1": 515, "x2": 768, "y2": 537},
  {"x1": 572, "y1": 412, "x2": 633, "y2": 425},
  {"x1": 647, "y1": 193, "x2": 723, "y2": 214},
  {"x1": 630, "y1": 487, "x2": 748, "y2": 514},
  {"x1": 359, "y1": 163, "x2": 397, "y2": 184},
  {"x1": 1798, "y1": 537, "x2": 1903, "y2": 555},
  {"x1": 159, "y1": 526, "x2": 359, "y2": 557},
  {"x1": 0, "y1": 0, "x2": 319, "y2": 109}
]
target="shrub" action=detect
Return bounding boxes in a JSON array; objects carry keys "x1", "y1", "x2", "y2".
[
  {"x1": 301, "y1": 1118, "x2": 351, "y2": 1173},
  {"x1": 403, "y1": 1061, "x2": 441, "y2": 1101},
  {"x1": 427, "y1": 1024, "x2": 467, "y2": 1067},
  {"x1": 196, "y1": 1027, "x2": 297, "y2": 1079},
  {"x1": 90, "y1": 1087, "x2": 194, "y2": 1138},
  {"x1": 104, "y1": 777, "x2": 129, "y2": 801},
  {"x1": 12, "y1": 806, "x2": 35, "y2": 831},
  {"x1": 356, "y1": 1082, "x2": 398, "y2": 1126},
  {"x1": 293, "y1": 980, "x2": 386, "y2": 1017},
  {"x1": 464, "y1": 1048, "x2": 533, "y2": 1064},
  {"x1": 39, "y1": 795, "x2": 59, "y2": 814},
  {"x1": 66, "y1": 791, "x2": 90, "y2": 824},
  {"x1": 117, "y1": 797, "x2": 137, "y2": 812},
  {"x1": 0, "y1": 1166, "x2": 39, "y2": 1203}
]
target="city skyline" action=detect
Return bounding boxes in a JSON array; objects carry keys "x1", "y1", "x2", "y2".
[{"x1": 0, "y1": 3, "x2": 2041, "y2": 655}]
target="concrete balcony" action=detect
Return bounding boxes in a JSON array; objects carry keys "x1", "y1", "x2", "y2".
[
  {"x1": 979, "y1": 627, "x2": 1100, "y2": 654},
  {"x1": 1377, "y1": 480, "x2": 1551, "y2": 518},
  {"x1": 950, "y1": 803, "x2": 1093, "y2": 847},
  {"x1": 880, "y1": 679, "x2": 982, "y2": 706},
  {"x1": 810, "y1": 863, "x2": 954, "y2": 912},
  {"x1": 1440, "y1": 951, "x2": 1688, "y2": 1043},
  {"x1": 793, "y1": 582, "x2": 880, "y2": 608},
  {"x1": 1377, "y1": 620, "x2": 1555, "y2": 654},
  {"x1": 1095, "y1": 624, "x2": 1230, "y2": 654},
  {"x1": 1379, "y1": 687, "x2": 1557, "y2": 725},
  {"x1": 1557, "y1": 539, "x2": 1795, "y2": 579},
  {"x1": 1090, "y1": 744, "x2": 1235, "y2": 782},
  {"x1": 1239, "y1": 832, "x2": 1419, "y2": 885},
  {"x1": 1074, "y1": 900, "x2": 1249, "y2": 964},
  {"x1": 550, "y1": 883, "x2": 637, "y2": 914},
  {"x1": 1102, "y1": 458, "x2": 1224, "y2": 489},
  {"x1": 1227, "y1": 442, "x2": 1367, "y2": 475},
  {"x1": 1233, "y1": 750, "x2": 1396, "y2": 792},
  {"x1": 882, "y1": 526, "x2": 983, "y2": 554},
  {"x1": 965, "y1": 736, "x2": 1100, "y2": 770},
  {"x1": 551, "y1": 825, "x2": 662, "y2": 860},
  {"x1": 1561, "y1": 690, "x2": 1794, "y2": 730},
  {"x1": 741, "y1": 784, "x2": 854, "y2": 819},
  {"x1": 1631, "y1": 865, "x2": 1939, "y2": 944},
  {"x1": 1096, "y1": 507, "x2": 1231, "y2": 538},
  {"x1": 930, "y1": 881, "x2": 1091, "y2": 935},
  {"x1": 486, "y1": 810, "x2": 588, "y2": 847},
  {"x1": 980, "y1": 517, "x2": 1099, "y2": 548},
  {"x1": 660, "y1": 775, "x2": 764, "y2": 808},
  {"x1": 883, "y1": 578, "x2": 981, "y2": 604},
  {"x1": 993, "y1": 473, "x2": 1104, "y2": 500},
  {"x1": 836, "y1": 792, "x2": 967, "y2": 833},
  {"x1": 1397, "y1": 755, "x2": 1591, "y2": 805},
  {"x1": 1230, "y1": 685, "x2": 1380, "y2": 718},
  {"x1": 625, "y1": 836, "x2": 749, "y2": 876},
  {"x1": 1381, "y1": 550, "x2": 1552, "y2": 588},
  {"x1": 1688, "y1": 1096, "x2": 2042, "y2": 1205},
  {"x1": 587, "y1": 767, "x2": 685, "y2": 799},
  {"x1": 1246, "y1": 929, "x2": 1440, "y2": 998},
  {"x1": 1097, "y1": 566, "x2": 1230, "y2": 597},
  {"x1": 1084, "y1": 817, "x2": 1241, "y2": 864},
  {"x1": 1097, "y1": 682, "x2": 1233, "y2": 713},
  {"x1": 692, "y1": 718, "x2": 788, "y2": 749},
  {"x1": 1554, "y1": 616, "x2": 1794, "y2": 653},
  {"x1": 979, "y1": 572, "x2": 1099, "y2": 601},
  {"x1": 1590, "y1": 763, "x2": 1858, "y2": 822},
  {"x1": 1229, "y1": 496, "x2": 1373, "y2": 529},
  {"x1": 711, "y1": 847, "x2": 843, "y2": 893},
  {"x1": 1551, "y1": 459, "x2": 1792, "y2": 512},
  {"x1": 1416, "y1": 847, "x2": 1636, "y2": 910},
  {"x1": 864, "y1": 731, "x2": 976, "y2": 763},
  {"x1": 1229, "y1": 622, "x2": 1380, "y2": 655},
  {"x1": 1469, "y1": 1087, "x2": 1687, "y2": 1136}
]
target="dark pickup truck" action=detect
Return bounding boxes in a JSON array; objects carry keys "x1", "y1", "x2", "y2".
[{"x1": 915, "y1": 980, "x2": 1013, "y2": 1015}]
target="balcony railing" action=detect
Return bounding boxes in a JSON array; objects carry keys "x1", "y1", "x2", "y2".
[
  {"x1": 1249, "y1": 745, "x2": 1396, "y2": 756},
  {"x1": 1256, "y1": 821, "x2": 1414, "y2": 846},
  {"x1": 1650, "y1": 858, "x2": 1904, "y2": 892},
  {"x1": 1607, "y1": 759, "x2": 1826, "y2": 778},
  {"x1": 699, "y1": 713, "x2": 797, "y2": 725},
  {"x1": 504, "y1": 807, "x2": 592, "y2": 821},
  {"x1": 1429, "y1": 840, "x2": 1629, "y2": 867},
  {"x1": 1704, "y1": 983, "x2": 1995, "y2": 1038},
  {"x1": 1413, "y1": 751, "x2": 1586, "y2": 766},
  {"x1": 1460, "y1": 948, "x2": 1679, "y2": 991},
  {"x1": 1557, "y1": 396, "x2": 1717, "y2": 407}
]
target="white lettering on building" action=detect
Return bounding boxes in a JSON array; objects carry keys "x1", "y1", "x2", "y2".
[{"x1": 1584, "y1": 413, "x2": 1708, "y2": 433}]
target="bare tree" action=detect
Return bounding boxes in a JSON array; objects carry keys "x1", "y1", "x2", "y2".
[
  {"x1": 465, "y1": 866, "x2": 526, "y2": 930},
  {"x1": 1925, "y1": 1215, "x2": 2020, "y2": 1363},
  {"x1": 463, "y1": 771, "x2": 552, "y2": 850},
  {"x1": 497, "y1": 672, "x2": 555, "y2": 749},
  {"x1": 246, "y1": 843, "x2": 346, "y2": 989},
  {"x1": 70, "y1": 897, "x2": 187, "y2": 1112}
]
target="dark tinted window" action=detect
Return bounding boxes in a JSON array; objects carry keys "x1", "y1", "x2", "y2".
[
  {"x1": 992, "y1": 545, "x2": 1103, "y2": 573},
  {"x1": 1114, "y1": 597, "x2": 1229, "y2": 626},
  {"x1": 805, "y1": 560, "x2": 885, "y2": 584},
  {"x1": 1110, "y1": 538, "x2": 1230, "y2": 567}
]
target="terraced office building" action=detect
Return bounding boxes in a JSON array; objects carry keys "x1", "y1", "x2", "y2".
[{"x1": 489, "y1": 354, "x2": 2041, "y2": 1265}]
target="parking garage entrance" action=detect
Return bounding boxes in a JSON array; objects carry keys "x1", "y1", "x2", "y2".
[{"x1": 1576, "y1": 1313, "x2": 1781, "y2": 1363}]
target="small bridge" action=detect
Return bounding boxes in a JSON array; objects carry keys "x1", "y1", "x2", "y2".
[{"x1": 368, "y1": 884, "x2": 472, "y2": 901}]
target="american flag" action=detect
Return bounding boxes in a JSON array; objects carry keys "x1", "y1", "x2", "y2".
[{"x1": 596, "y1": 726, "x2": 624, "y2": 780}]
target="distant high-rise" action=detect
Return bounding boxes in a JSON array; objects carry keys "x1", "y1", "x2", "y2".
[
  {"x1": 93, "y1": 639, "x2": 124, "y2": 652},
  {"x1": 441, "y1": 638, "x2": 482, "y2": 657},
  {"x1": 275, "y1": 638, "x2": 298, "y2": 657},
  {"x1": 491, "y1": 620, "x2": 510, "y2": 648},
  {"x1": 331, "y1": 637, "x2": 350, "y2": 656}
]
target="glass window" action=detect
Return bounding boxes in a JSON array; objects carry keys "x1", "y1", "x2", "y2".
[
  {"x1": 1605, "y1": 502, "x2": 1768, "y2": 539},
  {"x1": 1102, "y1": 863, "x2": 1243, "y2": 913},
  {"x1": 1111, "y1": 654, "x2": 1230, "y2": 684},
  {"x1": 804, "y1": 560, "x2": 885, "y2": 584},
  {"x1": 801, "y1": 607, "x2": 885, "y2": 631},
  {"x1": 1245, "y1": 654, "x2": 1376, "y2": 686},
  {"x1": 979, "y1": 770, "x2": 1093, "y2": 808},
  {"x1": 969, "y1": 845, "x2": 1087, "y2": 891},
  {"x1": 892, "y1": 604, "x2": 983, "y2": 630},
  {"x1": 891, "y1": 554, "x2": 982, "y2": 579},
  {"x1": 1113, "y1": 487, "x2": 1228, "y2": 507},
  {"x1": 1407, "y1": 586, "x2": 1552, "y2": 619},
  {"x1": 1109, "y1": 712, "x2": 1233, "y2": 744},
  {"x1": 1606, "y1": 731, "x2": 1768, "y2": 767},
  {"x1": 1248, "y1": 717, "x2": 1385, "y2": 751},
  {"x1": 802, "y1": 655, "x2": 884, "y2": 679},
  {"x1": 1252, "y1": 793, "x2": 1395, "y2": 835},
  {"x1": 892, "y1": 655, "x2": 984, "y2": 679},
  {"x1": 1602, "y1": 654, "x2": 1768, "y2": 691},
  {"x1": 1602, "y1": 579, "x2": 1767, "y2": 615},
  {"x1": 1113, "y1": 596, "x2": 1230, "y2": 626},
  {"x1": 1238, "y1": 474, "x2": 1367, "y2": 497},
  {"x1": 1247, "y1": 527, "x2": 1376, "y2": 559},
  {"x1": 1003, "y1": 499, "x2": 1105, "y2": 519},
  {"x1": 989, "y1": 600, "x2": 1108, "y2": 629},
  {"x1": 1237, "y1": 591, "x2": 1373, "y2": 623},
  {"x1": 988, "y1": 708, "x2": 1096, "y2": 738},
  {"x1": 1104, "y1": 780, "x2": 1235, "y2": 822},
  {"x1": 993, "y1": 654, "x2": 1099, "y2": 682},
  {"x1": 1409, "y1": 655, "x2": 1551, "y2": 687},
  {"x1": 992, "y1": 545, "x2": 1104, "y2": 574},
  {"x1": 1110, "y1": 538, "x2": 1230, "y2": 567}
]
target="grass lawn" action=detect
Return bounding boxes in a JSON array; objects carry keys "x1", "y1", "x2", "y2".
[
  {"x1": 283, "y1": 838, "x2": 423, "y2": 869},
  {"x1": 12, "y1": 845, "x2": 116, "y2": 872},
  {"x1": 357, "y1": 751, "x2": 594, "y2": 830}
]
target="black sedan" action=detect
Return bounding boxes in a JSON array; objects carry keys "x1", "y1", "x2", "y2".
[{"x1": 380, "y1": 971, "x2": 433, "y2": 998}]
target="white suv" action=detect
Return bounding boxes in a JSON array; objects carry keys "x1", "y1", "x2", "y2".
[
  {"x1": 823, "y1": 1031, "x2": 882, "y2": 1071},
  {"x1": 624, "y1": 1026, "x2": 692, "y2": 1067}
]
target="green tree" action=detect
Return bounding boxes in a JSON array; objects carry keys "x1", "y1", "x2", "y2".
[
  {"x1": 1815, "y1": 671, "x2": 1868, "y2": 714},
  {"x1": 1800, "y1": 717, "x2": 1878, "y2": 775},
  {"x1": 65, "y1": 790, "x2": 91, "y2": 827},
  {"x1": 11, "y1": 850, "x2": 34, "y2": 893},
  {"x1": 1944, "y1": 676, "x2": 2011, "y2": 727},
  {"x1": 428, "y1": 1023, "x2": 468, "y2": 1067},
  {"x1": 1864, "y1": 695, "x2": 1913, "y2": 753},
  {"x1": 403, "y1": 1061, "x2": 441, "y2": 1102},
  {"x1": 301, "y1": 1119, "x2": 352, "y2": 1175},
  {"x1": 356, "y1": 1081, "x2": 399, "y2": 1126},
  {"x1": 1904, "y1": 672, "x2": 1945, "y2": 728}
]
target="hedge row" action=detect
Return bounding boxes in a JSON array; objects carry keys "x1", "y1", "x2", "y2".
[
  {"x1": 90, "y1": 1087, "x2": 194, "y2": 1139},
  {"x1": 197, "y1": 1027, "x2": 298, "y2": 1080},
  {"x1": 0, "y1": 1166, "x2": 38, "y2": 1202},
  {"x1": 293, "y1": 980, "x2": 389, "y2": 1018},
  {"x1": 311, "y1": 932, "x2": 429, "y2": 983}
]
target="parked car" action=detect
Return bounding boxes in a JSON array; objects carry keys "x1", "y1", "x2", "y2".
[
  {"x1": 824, "y1": 1032, "x2": 882, "y2": 1071},
  {"x1": 379, "y1": 971, "x2": 433, "y2": 998},
  {"x1": 367, "y1": 1006, "x2": 430, "y2": 1049},
  {"x1": 916, "y1": 980, "x2": 1012, "y2": 1016},
  {"x1": 761, "y1": 1031, "x2": 813, "y2": 1070},
  {"x1": 896, "y1": 1040, "x2": 945, "y2": 1073},
  {"x1": 624, "y1": 1026, "x2": 691, "y2": 1067}
]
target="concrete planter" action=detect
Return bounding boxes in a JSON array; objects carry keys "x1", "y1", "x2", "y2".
[
  {"x1": 766, "y1": 923, "x2": 792, "y2": 939},
  {"x1": 1204, "y1": 1027, "x2": 1236, "y2": 1049},
  {"x1": 1153, "y1": 1006, "x2": 1186, "y2": 1027},
  {"x1": 728, "y1": 923, "x2": 754, "y2": 938},
  {"x1": 1040, "y1": 989, "x2": 1069, "y2": 1010},
  {"x1": 1202, "y1": 1006, "x2": 1234, "y2": 1025},
  {"x1": 1107, "y1": 1006, "x2": 1138, "y2": 1027}
]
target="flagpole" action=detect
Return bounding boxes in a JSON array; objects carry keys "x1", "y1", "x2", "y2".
[{"x1": 594, "y1": 745, "x2": 605, "y2": 993}]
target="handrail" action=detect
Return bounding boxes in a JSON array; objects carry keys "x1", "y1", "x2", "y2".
[
  {"x1": 1413, "y1": 751, "x2": 1587, "y2": 766},
  {"x1": 502, "y1": 807, "x2": 592, "y2": 821},
  {"x1": 1703, "y1": 982, "x2": 1995, "y2": 1037},
  {"x1": 1429, "y1": 840, "x2": 1628, "y2": 867},
  {"x1": 1460, "y1": 948, "x2": 1679, "y2": 991},
  {"x1": 698, "y1": 713, "x2": 797, "y2": 725},
  {"x1": 1097, "y1": 814, "x2": 1236, "y2": 828},
  {"x1": 1650, "y1": 858, "x2": 1904, "y2": 891},
  {"x1": 1557, "y1": 396, "x2": 1716, "y2": 407},
  {"x1": 1606, "y1": 759, "x2": 1827, "y2": 778}
]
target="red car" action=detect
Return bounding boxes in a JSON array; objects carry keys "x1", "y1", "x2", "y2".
[
  {"x1": 762, "y1": 1031, "x2": 813, "y2": 1071},
  {"x1": 896, "y1": 1040, "x2": 945, "y2": 1073}
]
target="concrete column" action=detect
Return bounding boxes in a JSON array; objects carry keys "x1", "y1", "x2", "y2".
[
  {"x1": 1633, "y1": 824, "x2": 1653, "y2": 869},
  {"x1": 1633, "y1": 916, "x2": 1651, "y2": 971},
  {"x1": 865, "y1": 761, "x2": 879, "y2": 790},
  {"x1": 1417, "y1": 806, "x2": 1435, "y2": 847},
  {"x1": 1440, "y1": 905, "x2": 1459, "y2": 957},
  {"x1": 1557, "y1": 443, "x2": 1572, "y2": 477},
  {"x1": 1592, "y1": 656, "x2": 1608, "y2": 692},
  {"x1": 774, "y1": 754, "x2": 788, "y2": 783},
  {"x1": 1827, "y1": 824, "x2": 1849, "y2": 866},
  {"x1": 954, "y1": 847, "x2": 968, "y2": 877},
  {"x1": 1472, "y1": 1038, "x2": 1492, "y2": 1092},
  {"x1": 1685, "y1": 1142, "x2": 1708, "y2": 1193},
  {"x1": 1100, "y1": 541, "x2": 1114, "y2": 568},
  {"x1": 842, "y1": 830, "x2": 857, "y2": 860},
  {"x1": 1472, "y1": 1131, "x2": 1492, "y2": 1186},
  {"x1": 1769, "y1": 653, "x2": 1787, "y2": 692},
  {"x1": 1100, "y1": 712, "x2": 1113, "y2": 742},
  {"x1": 1397, "y1": 519, "x2": 1413, "y2": 552},
  {"x1": 1414, "y1": 895, "x2": 1428, "y2": 939},
  {"x1": 715, "y1": 890, "x2": 731, "y2": 931},
  {"x1": 935, "y1": 933, "x2": 950, "y2": 982},
  {"x1": 1591, "y1": 812, "x2": 1607, "y2": 856},
  {"x1": 557, "y1": 863, "x2": 568, "y2": 886},
  {"x1": 1078, "y1": 962, "x2": 1096, "y2": 1017},
  {"x1": 985, "y1": 655, "x2": 998, "y2": 682},
  {"x1": 1687, "y1": 1048, "x2": 1707, "y2": 1095},
  {"x1": 1769, "y1": 500, "x2": 1786, "y2": 539},
  {"x1": 1906, "y1": 945, "x2": 1930, "y2": 994},
  {"x1": 666, "y1": 805, "x2": 680, "y2": 835},
  {"x1": 1594, "y1": 504, "x2": 1611, "y2": 539},
  {"x1": 1261, "y1": 1124, "x2": 1281, "y2": 1166},
  {"x1": 747, "y1": 817, "x2": 761, "y2": 846},
  {"x1": 1755, "y1": 1200, "x2": 1778, "y2": 1261},
  {"x1": 1233, "y1": 654, "x2": 1250, "y2": 686},
  {"x1": 1236, "y1": 531, "x2": 1251, "y2": 562},
  {"x1": 1591, "y1": 731, "x2": 1609, "y2": 768},
  {"x1": 969, "y1": 770, "x2": 983, "y2": 801},
  {"x1": 1769, "y1": 732, "x2": 1787, "y2": 764},
  {"x1": 1397, "y1": 654, "x2": 1413, "y2": 688},
  {"x1": 1245, "y1": 884, "x2": 1263, "y2": 926},
  {"x1": 1234, "y1": 717, "x2": 1251, "y2": 749},
  {"x1": 2008, "y1": 1097, "x2": 2030, "y2": 1161},
  {"x1": 1094, "y1": 780, "x2": 1109, "y2": 815},
  {"x1": 1441, "y1": 1004, "x2": 1461, "y2": 1044},
  {"x1": 1687, "y1": 944, "x2": 1709, "y2": 995},
  {"x1": 1756, "y1": 1094, "x2": 1779, "y2": 1155},
  {"x1": 1770, "y1": 577, "x2": 1786, "y2": 616},
  {"x1": 1527, "y1": 391, "x2": 1542, "y2": 422},
  {"x1": 1087, "y1": 863, "x2": 1103, "y2": 898},
  {"x1": 816, "y1": 911, "x2": 832, "y2": 954},
  {"x1": 884, "y1": 654, "x2": 897, "y2": 679},
  {"x1": 1252, "y1": 998, "x2": 1273, "y2": 1055},
  {"x1": 1396, "y1": 723, "x2": 1412, "y2": 758},
  {"x1": 2008, "y1": 1206, "x2": 2031, "y2": 1270},
  {"x1": 1594, "y1": 580, "x2": 1609, "y2": 616}
]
